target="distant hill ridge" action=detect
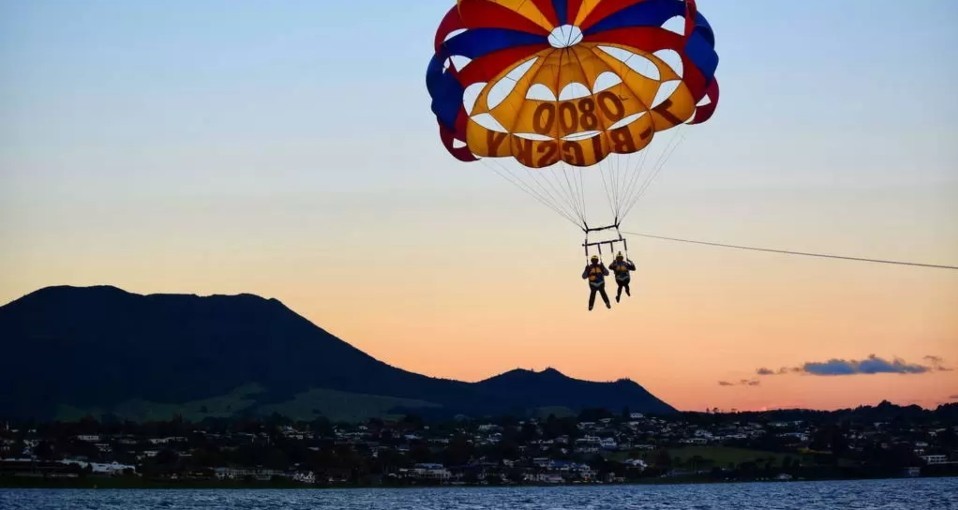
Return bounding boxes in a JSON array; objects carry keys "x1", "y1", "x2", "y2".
[{"x1": 0, "y1": 286, "x2": 675, "y2": 422}]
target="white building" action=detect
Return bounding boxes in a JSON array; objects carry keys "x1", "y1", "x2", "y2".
[
  {"x1": 599, "y1": 437, "x2": 618, "y2": 450},
  {"x1": 61, "y1": 460, "x2": 135, "y2": 475},
  {"x1": 214, "y1": 467, "x2": 284, "y2": 481},
  {"x1": 528, "y1": 473, "x2": 565, "y2": 484},
  {"x1": 411, "y1": 463, "x2": 451, "y2": 481},
  {"x1": 292, "y1": 471, "x2": 317, "y2": 484}
]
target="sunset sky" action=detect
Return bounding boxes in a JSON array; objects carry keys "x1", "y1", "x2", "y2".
[{"x1": 1, "y1": 0, "x2": 956, "y2": 412}]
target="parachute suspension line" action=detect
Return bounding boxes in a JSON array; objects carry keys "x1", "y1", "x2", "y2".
[
  {"x1": 629, "y1": 129, "x2": 686, "y2": 214},
  {"x1": 602, "y1": 159, "x2": 616, "y2": 220},
  {"x1": 576, "y1": 161, "x2": 589, "y2": 225},
  {"x1": 613, "y1": 149, "x2": 628, "y2": 219},
  {"x1": 524, "y1": 166, "x2": 564, "y2": 214},
  {"x1": 615, "y1": 150, "x2": 637, "y2": 221},
  {"x1": 618, "y1": 133, "x2": 662, "y2": 219},
  {"x1": 623, "y1": 231, "x2": 958, "y2": 271},
  {"x1": 482, "y1": 158, "x2": 582, "y2": 229},
  {"x1": 621, "y1": 128, "x2": 686, "y2": 221},
  {"x1": 619, "y1": 129, "x2": 659, "y2": 220},
  {"x1": 597, "y1": 160, "x2": 619, "y2": 222},
  {"x1": 634, "y1": 131, "x2": 685, "y2": 203},
  {"x1": 612, "y1": 45, "x2": 658, "y2": 221},
  {"x1": 531, "y1": 165, "x2": 589, "y2": 229},
  {"x1": 615, "y1": 134, "x2": 652, "y2": 221},
  {"x1": 562, "y1": 161, "x2": 588, "y2": 228},
  {"x1": 531, "y1": 169, "x2": 586, "y2": 227},
  {"x1": 618, "y1": 124, "x2": 685, "y2": 222},
  {"x1": 542, "y1": 47, "x2": 588, "y2": 230},
  {"x1": 535, "y1": 165, "x2": 585, "y2": 227},
  {"x1": 612, "y1": 155, "x2": 625, "y2": 222},
  {"x1": 532, "y1": 165, "x2": 575, "y2": 226},
  {"x1": 484, "y1": 160, "x2": 580, "y2": 228},
  {"x1": 468, "y1": 42, "x2": 585, "y2": 230},
  {"x1": 452, "y1": 33, "x2": 582, "y2": 228},
  {"x1": 567, "y1": 46, "x2": 616, "y2": 227},
  {"x1": 610, "y1": 49, "x2": 639, "y2": 221},
  {"x1": 552, "y1": 162, "x2": 585, "y2": 228}
]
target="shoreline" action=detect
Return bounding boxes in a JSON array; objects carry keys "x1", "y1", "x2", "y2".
[{"x1": 4, "y1": 474, "x2": 956, "y2": 490}]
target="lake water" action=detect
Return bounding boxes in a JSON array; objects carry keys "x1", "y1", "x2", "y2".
[{"x1": 1, "y1": 478, "x2": 956, "y2": 509}]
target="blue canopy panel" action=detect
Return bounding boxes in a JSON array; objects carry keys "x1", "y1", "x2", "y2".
[
  {"x1": 553, "y1": 0, "x2": 569, "y2": 25},
  {"x1": 427, "y1": 28, "x2": 547, "y2": 132},
  {"x1": 584, "y1": 0, "x2": 717, "y2": 85},
  {"x1": 426, "y1": 54, "x2": 465, "y2": 131}
]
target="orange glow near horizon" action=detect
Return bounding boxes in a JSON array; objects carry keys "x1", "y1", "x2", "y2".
[{"x1": 2, "y1": 189, "x2": 955, "y2": 412}]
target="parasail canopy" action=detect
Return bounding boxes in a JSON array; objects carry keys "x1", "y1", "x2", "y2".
[{"x1": 426, "y1": 0, "x2": 720, "y2": 249}]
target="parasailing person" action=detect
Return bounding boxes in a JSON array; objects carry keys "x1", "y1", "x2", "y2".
[
  {"x1": 582, "y1": 254, "x2": 612, "y2": 311},
  {"x1": 609, "y1": 252, "x2": 637, "y2": 302},
  {"x1": 426, "y1": 0, "x2": 720, "y2": 308}
]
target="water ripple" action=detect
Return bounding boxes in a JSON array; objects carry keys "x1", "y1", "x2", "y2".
[{"x1": 1, "y1": 478, "x2": 956, "y2": 510}]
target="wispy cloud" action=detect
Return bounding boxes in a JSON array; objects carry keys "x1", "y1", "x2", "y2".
[
  {"x1": 950, "y1": 395, "x2": 958, "y2": 400},
  {"x1": 756, "y1": 355, "x2": 947, "y2": 377},
  {"x1": 755, "y1": 367, "x2": 801, "y2": 376},
  {"x1": 719, "y1": 379, "x2": 760, "y2": 387},
  {"x1": 924, "y1": 356, "x2": 953, "y2": 372}
]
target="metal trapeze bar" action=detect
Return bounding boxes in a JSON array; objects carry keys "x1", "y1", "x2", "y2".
[
  {"x1": 583, "y1": 224, "x2": 628, "y2": 257},
  {"x1": 584, "y1": 224, "x2": 620, "y2": 234},
  {"x1": 583, "y1": 239, "x2": 624, "y2": 248},
  {"x1": 583, "y1": 236, "x2": 630, "y2": 258}
]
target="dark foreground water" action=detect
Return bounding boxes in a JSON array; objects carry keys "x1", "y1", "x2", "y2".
[{"x1": 1, "y1": 478, "x2": 956, "y2": 510}]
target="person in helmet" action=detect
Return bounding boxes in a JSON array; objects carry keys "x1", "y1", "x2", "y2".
[
  {"x1": 582, "y1": 254, "x2": 611, "y2": 311},
  {"x1": 608, "y1": 252, "x2": 637, "y2": 302}
]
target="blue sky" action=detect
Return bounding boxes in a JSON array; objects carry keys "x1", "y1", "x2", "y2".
[
  {"x1": 4, "y1": 0, "x2": 954, "y2": 267},
  {"x1": 3, "y1": 0, "x2": 956, "y2": 194}
]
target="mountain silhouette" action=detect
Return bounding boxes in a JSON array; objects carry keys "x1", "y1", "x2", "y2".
[{"x1": 0, "y1": 286, "x2": 675, "y2": 421}]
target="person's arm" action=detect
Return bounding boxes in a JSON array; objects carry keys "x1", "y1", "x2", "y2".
[
  {"x1": 627, "y1": 261, "x2": 636, "y2": 271},
  {"x1": 601, "y1": 263, "x2": 610, "y2": 276},
  {"x1": 582, "y1": 266, "x2": 590, "y2": 279}
]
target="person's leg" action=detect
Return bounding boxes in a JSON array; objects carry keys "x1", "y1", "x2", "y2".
[
  {"x1": 625, "y1": 283, "x2": 631, "y2": 297},
  {"x1": 616, "y1": 283, "x2": 623, "y2": 302},
  {"x1": 589, "y1": 288, "x2": 597, "y2": 310},
  {"x1": 599, "y1": 285, "x2": 611, "y2": 308}
]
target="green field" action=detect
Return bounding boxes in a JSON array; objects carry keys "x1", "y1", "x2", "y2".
[
  {"x1": 253, "y1": 388, "x2": 440, "y2": 422},
  {"x1": 55, "y1": 383, "x2": 265, "y2": 422},
  {"x1": 54, "y1": 384, "x2": 438, "y2": 423}
]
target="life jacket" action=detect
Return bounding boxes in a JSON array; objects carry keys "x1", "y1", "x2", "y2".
[
  {"x1": 586, "y1": 264, "x2": 605, "y2": 284},
  {"x1": 611, "y1": 260, "x2": 633, "y2": 282}
]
